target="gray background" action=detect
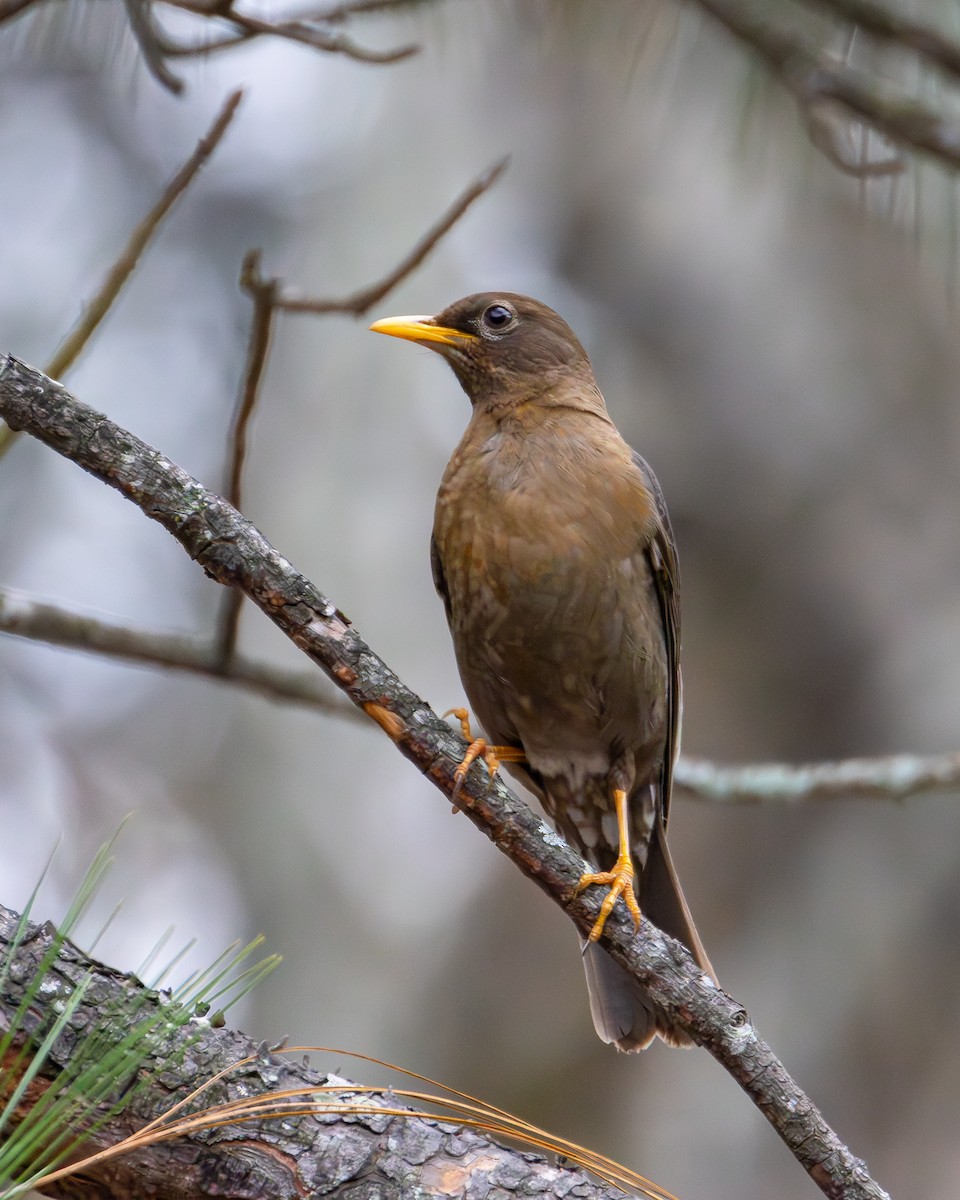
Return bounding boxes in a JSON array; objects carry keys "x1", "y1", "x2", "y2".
[{"x1": 2, "y1": 4, "x2": 959, "y2": 1198}]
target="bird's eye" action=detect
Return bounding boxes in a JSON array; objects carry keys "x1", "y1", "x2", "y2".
[{"x1": 482, "y1": 304, "x2": 514, "y2": 331}]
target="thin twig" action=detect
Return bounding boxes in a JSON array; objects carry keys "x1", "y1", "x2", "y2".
[
  {"x1": 0, "y1": 586, "x2": 359, "y2": 720},
  {"x1": 159, "y1": 0, "x2": 418, "y2": 63},
  {"x1": 121, "y1": 0, "x2": 185, "y2": 93},
  {"x1": 0, "y1": 356, "x2": 895, "y2": 1200},
  {"x1": 214, "y1": 250, "x2": 278, "y2": 665},
  {"x1": 0, "y1": 89, "x2": 243, "y2": 461},
  {"x1": 213, "y1": 158, "x2": 508, "y2": 664},
  {"x1": 274, "y1": 156, "x2": 511, "y2": 315},
  {"x1": 319, "y1": 0, "x2": 426, "y2": 19}
]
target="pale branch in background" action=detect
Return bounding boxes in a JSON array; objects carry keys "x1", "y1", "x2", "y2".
[
  {"x1": 676, "y1": 752, "x2": 960, "y2": 803},
  {"x1": 0, "y1": 356, "x2": 893, "y2": 1200}
]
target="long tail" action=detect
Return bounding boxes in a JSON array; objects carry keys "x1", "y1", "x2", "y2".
[{"x1": 581, "y1": 815, "x2": 715, "y2": 1051}]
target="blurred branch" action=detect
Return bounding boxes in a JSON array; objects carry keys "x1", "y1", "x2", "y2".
[
  {"x1": 0, "y1": 0, "x2": 35, "y2": 25},
  {"x1": 3, "y1": 583, "x2": 956, "y2": 809},
  {"x1": 676, "y1": 752, "x2": 960, "y2": 803},
  {"x1": 0, "y1": 586, "x2": 359, "y2": 721},
  {"x1": 121, "y1": 0, "x2": 185, "y2": 93},
  {"x1": 0, "y1": 89, "x2": 243, "y2": 462},
  {"x1": 795, "y1": 0, "x2": 960, "y2": 86},
  {"x1": 0, "y1": 357, "x2": 892, "y2": 1200},
  {"x1": 214, "y1": 156, "x2": 508, "y2": 663},
  {"x1": 688, "y1": 0, "x2": 960, "y2": 171},
  {"x1": 0, "y1": 904, "x2": 635, "y2": 1200},
  {"x1": 156, "y1": 0, "x2": 419, "y2": 65},
  {"x1": 0, "y1": 0, "x2": 418, "y2": 80}
]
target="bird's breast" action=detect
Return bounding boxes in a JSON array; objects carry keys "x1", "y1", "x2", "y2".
[{"x1": 432, "y1": 412, "x2": 668, "y2": 771}]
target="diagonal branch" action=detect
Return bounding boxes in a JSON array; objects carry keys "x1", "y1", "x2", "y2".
[
  {"x1": 0, "y1": 89, "x2": 244, "y2": 462},
  {"x1": 0, "y1": 355, "x2": 891, "y2": 1200}
]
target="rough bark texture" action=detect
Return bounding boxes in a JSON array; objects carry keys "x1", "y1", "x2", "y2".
[
  {"x1": 0, "y1": 354, "x2": 890, "y2": 1200},
  {"x1": 0, "y1": 904, "x2": 631, "y2": 1200}
]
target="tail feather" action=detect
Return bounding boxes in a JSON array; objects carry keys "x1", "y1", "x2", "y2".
[{"x1": 582, "y1": 816, "x2": 714, "y2": 1052}]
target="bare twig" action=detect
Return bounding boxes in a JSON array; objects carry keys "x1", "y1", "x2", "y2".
[
  {"x1": 214, "y1": 250, "x2": 278, "y2": 663},
  {"x1": 274, "y1": 156, "x2": 510, "y2": 315},
  {"x1": 0, "y1": 357, "x2": 893, "y2": 1200},
  {"x1": 121, "y1": 0, "x2": 185, "y2": 92},
  {"x1": 0, "y1": 586, "x2": 359, "y2": 720},
  {"x1": 0, "y1": 89, "x2": 243, "y2": 461},
  {"x1": 159, "y1": 0, "x2": 419, "y2": 63},
  {"x1": 227, "y1": 250, "x2": 277, "y2": 515},
  {"x1": 320, "y1": 0, "x2": 429, "y2": 19},
  {"x1": 213, "y1": 158, "x2": 508, "y2": 664}
]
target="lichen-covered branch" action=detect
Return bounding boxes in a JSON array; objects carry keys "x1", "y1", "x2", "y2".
[
  {"x1": 676, "y1": 752, "x2": 960, "y2": 803},
  {"x1": 0, "y1": 355, "x2": 892, "y2": 1200}
]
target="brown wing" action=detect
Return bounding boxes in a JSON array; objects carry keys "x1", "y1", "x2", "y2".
[
  {"x1": 430, "y1": 533, "x2": 453, "y2": 624},
  {"x1": 631, "y1": 451, "x2": 681, "y2": 825}
]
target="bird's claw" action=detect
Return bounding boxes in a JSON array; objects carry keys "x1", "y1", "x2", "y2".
[
  {"x1": 444, "y1": 707, "x2": 525, "y2": 798},
  {"x1": 576, "y1": 855, "x2": 643, "y2": 943}
]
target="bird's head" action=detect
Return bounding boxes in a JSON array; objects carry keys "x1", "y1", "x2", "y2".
[{"x1": 370, "y1": 292, "x2": 602, "y2": 414}]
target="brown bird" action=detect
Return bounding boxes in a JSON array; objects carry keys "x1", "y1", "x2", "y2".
[{"x1": 370, "y1": 293, "x2": 714, "y2": 1050}]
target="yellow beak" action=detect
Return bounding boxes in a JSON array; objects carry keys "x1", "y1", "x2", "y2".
[{"x1": 369, "y1": 315, "x2": 478, "y2": 348}]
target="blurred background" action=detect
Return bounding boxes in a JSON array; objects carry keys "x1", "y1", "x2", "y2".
[{"x1": 1, "y1": 2, "x2": 959, "y2": 1197}]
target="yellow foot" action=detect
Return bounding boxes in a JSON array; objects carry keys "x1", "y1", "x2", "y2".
[
  {"x1": 443, "y1": 707, "x2": 525, "y2": 794},
  {"x1": 575, "y1": 786, "x2": 643, "y2": 942},
  {"x1": 575, "y1": 854, "x2": 643, "y2": 942}
]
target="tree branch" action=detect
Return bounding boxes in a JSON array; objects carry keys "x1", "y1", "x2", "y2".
[
  {"x1": 0, "y1": 356, "x2": 891, "y2": 1200},
  {"x1": 0, "y1": 903, "x2": 639, "y2": 1200},
  {"x1": 0, "y1": 586, "x2": 358, "y2": 720},
  {"x1": 0, "y1": 88, "x2": 244, "y2": 462},
  {"x1": 676, "y1": 752, "x2": 960, "y2": 803}
]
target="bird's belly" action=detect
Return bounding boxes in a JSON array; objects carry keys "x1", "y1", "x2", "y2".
[{"x1": 444, "y1": 543, "x2": 668, "y2": 778}]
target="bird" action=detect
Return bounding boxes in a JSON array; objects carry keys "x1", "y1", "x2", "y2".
[{"x1": 370, "y1": 293, "x2": 715, "y2": 1050}]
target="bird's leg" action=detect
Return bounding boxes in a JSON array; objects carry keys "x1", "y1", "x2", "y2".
[
  {"x1": 575, "y1": 787, "x2": 643, "y2": 943},
  {"x1": 443, "y1": 707, "x2": 526, "y2": 788}
]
